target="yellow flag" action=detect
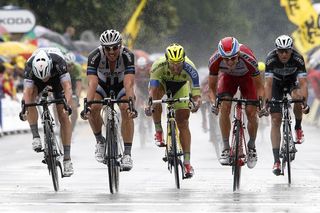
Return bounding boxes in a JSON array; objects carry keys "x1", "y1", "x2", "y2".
[
  {"x1": 281, "y1": 0, "x2": 320, "y2": 54},
  {"x1": 122, "y1": 0, "x2": 148, "y2": 49}
]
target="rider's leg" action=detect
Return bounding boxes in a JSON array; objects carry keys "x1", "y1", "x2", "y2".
[
  {"x1": 176, "y1": 109, "x2": 191, "y2": 164},
  {"x1": 70, "y1": 95, "x2": 79, "y2": 132},
  {"x1": 291, "y1": 89, "x2": 303, "y2": 129},
  {"x1": 56, "y1": 104, "x2": 72, "y2": 160},
  {"x1": 219, "y1": 100, "x2": 232, "y2": 151},
  {"x1": 88, "y1": 93, "x2": 103, "y2": 142},
  {"x1": 119, "y1": 97, "x2": 134, "y2": 156},
  {"x1": 26, "y1": 87, "x2": 40, "y2": 138},
  {"x1": 151, "y1": 86, "x2": 165, "y2": 132},
  {"x1": 245, "y1": 105, "x2": 258, "y2": 149},
  {"x1": 270, "y1": 113, "x2": 282, "y2": 162}
]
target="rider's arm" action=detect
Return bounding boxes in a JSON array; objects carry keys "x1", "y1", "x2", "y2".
[
  {"x1": 22, "y1": 84, "x2": 34, "y2": 104},
  {"x1": 208, "y1": 75, "x2": 218, "y2": 104},
  {"x1": 124, "y1": 74, "x2": 135, "y2": 99},
  {"x1": 86, "y1": 75, "x2": 98, "y2": 101},
  {"x1": 86, "y1": 49, "x2": 100, "y2": 101},
  {"x1": 252, "y1": 73, "x2": 264, "y2": 99},
  {"x1": 60, "y1": 73, "x2": 73, "y2": 106},
  {"x1": 264, "y1": 76, "x2": 273, "y2": 101},
  {"x1": 298, "y1": 77, "x2": 308, "y2": 105}
]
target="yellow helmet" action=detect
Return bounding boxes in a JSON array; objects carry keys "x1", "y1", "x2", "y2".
[
  {"x1": 165, "y1": 43, "x2": 185, "y2": 63},
  {"x1": 258, "y1": 61, "x2": 265, "y2": 72}
]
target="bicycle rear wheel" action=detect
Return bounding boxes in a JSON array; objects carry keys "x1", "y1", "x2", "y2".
[
  {"x1": 232, "y1": 121, "x2": 241, "y2": 192},
  {"x1": 44, "y1": 121, "x2": 59, "y2": 191},
  {"x1": 170, "y1": 120, "x2": 180, "y2": 189},
  {"x1": 106, "y1": 122, "x2": 120, "y2": 194}
]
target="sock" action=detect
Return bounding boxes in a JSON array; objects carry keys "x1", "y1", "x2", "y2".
[
  {"x1": 295, "y1": 119, "x2": 302, "y2": 130},
  {"x1": 154, "y1": 122, "x2": 163, "y2": 132},
  {"x1": 222, "y1": 138, "x2": 230, "y2": 151},
  {"x1": 247, "y1": 138, "x2": 256, "y2": 149},
  {"x1": 184, "y1": 152, "x2": 190, "y2": 164},
  {"x1": 63, "y1": 145, "x2": 71, "y2": 161},
  {"x1": 30, "y1": 124, "x2": 40, "y2": 138},
  {"x1": 124, "y1": 143, "x2": 132, "y2": 156},
  {"x1": 273, "y1": 148, "x2": 280, "y2": 163},
  {"x1": 94, "y1": 131, "x2": 105, "y2": 143}
]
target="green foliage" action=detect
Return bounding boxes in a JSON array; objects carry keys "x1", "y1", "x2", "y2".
[{"x1": 1, "y1": 0, "x2": 294, "y2": 66}]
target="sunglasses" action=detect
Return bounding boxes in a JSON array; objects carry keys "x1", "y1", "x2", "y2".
[
  {"x1": 104, "y1": 45, "x2": 120, "y2": 51},
  {"x1": 222, "y1": 55, "x2": 238, "y2": 61},
  {"x1": 277, "y1": 49, "x2": 291, "y2": 54}
]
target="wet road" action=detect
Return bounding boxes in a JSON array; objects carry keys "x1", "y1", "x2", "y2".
[{"x1": 0, "y1": 114, "x2": 320, "y2": 212}]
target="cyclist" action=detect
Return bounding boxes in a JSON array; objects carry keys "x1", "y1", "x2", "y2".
[
  {"x1": 19, "y1": 48, "x2": 74, "y2": 177},
  {"x1": 81, "y1": 29, "x2": 137, "y2": 171},
  {"x1": 264, "y1": 35, "x2": 309, "y2": 175},
  {"x1": 208, "y1": 37, "x2": 264, "y2": 169},
  {"x1": 133, "y1": 49, "x2": 153, "y2": 144},
  {"x1": 145, "y1": 43, "x2": 201, "y2": 178},
  {"x1": 64, "y1": 52, "x2": 83, "y2": 132}
]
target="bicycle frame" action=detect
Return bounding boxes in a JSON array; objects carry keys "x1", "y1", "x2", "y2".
[
  {"x1": 149, "y1": 95, "x2": 191, "y2": 189},
  {"x1": 267, "y1": 92, "x2": 304, "y2": 185},
  {"x1": 217, "y1": 97, "x2": 260, "y2": 192},
  {"x1": 21, "y1": 88, "x2": 68, "y2": 191},
  {"x1": 83, "y1": 95, "x2": 133, "y2": 194}
]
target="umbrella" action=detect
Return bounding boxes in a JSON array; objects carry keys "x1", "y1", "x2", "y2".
[{"x1": 0, "y1": 41, "x2": 37, "y2": 59}]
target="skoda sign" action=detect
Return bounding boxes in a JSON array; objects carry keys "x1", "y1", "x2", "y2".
[{"x1": 0, "y1": 9, "x2": 36, "y2": 33}]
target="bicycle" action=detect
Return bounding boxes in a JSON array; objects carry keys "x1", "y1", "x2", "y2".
[
  {"x1": 147, "y1": 91, "x2": 194, "y2": 189},
  {"x1": 266, "y1": 88, "x2": 304, "y2": 185},
  {"x1": 216, "y1": 96, "x2": 261, "y2": 192},
  {"x1": 81, "y1": 93, "x2": 134, "y2": 194},
  {"x1": 20, "y1": 87, "x2": 71, "y2": 191}
]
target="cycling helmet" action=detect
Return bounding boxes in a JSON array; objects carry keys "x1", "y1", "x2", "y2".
[
  {"x1": 100, "y1": 29, "x2": 122, "y2": 46},
  {"x1": 165, "y1": 43, "x2": 185, "y2": 63},
  {"x1": 275, "y1": 35, "x2": 293, "y2": 49},
  {"x1": 218, "y1": 37, "x2": 240, "y2": 58},
  {"x1": 65, "y1": 52, "x2": 76, "y2": 64},
  {"x1": 137, "y1": 57, "x2": 148, "y2": 69},
  {"x1": 32, "y1": 50, "x2": 52, "y2": 80}
]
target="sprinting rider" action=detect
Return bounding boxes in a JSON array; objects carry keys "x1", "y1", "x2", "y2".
[
  {"x1": 81, "y1": 29, "x2": 137, "y2": 171},
  {"x1": 19, "y1": 48, "x2": 74, "y2": 177},
  {"x1": 264, "y1": 35, "x2": 309, "y2": 175},
  {"x1": 208, "y1": 37, "x2": 264, "y2": 169},
  {"x1": 145, "y1": 43, "x2": 201, "y2": 178}
]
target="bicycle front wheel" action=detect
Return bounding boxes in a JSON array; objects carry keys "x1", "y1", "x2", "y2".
[
  {"x1": 106, "y1": 121, "x2": 120, "y2": 194},
  {"x1": 284, "y1": 121, "x2": 292, "y2": 185},
  {"x1": 44, "y1": 121, "x2": 59, "y2": 191},
  {"x1": 232, "y1": 120, "x2": 241, "y2": 192},
  {"x1": 170, "y1": 120, "x2": 180, "y2": 189}
]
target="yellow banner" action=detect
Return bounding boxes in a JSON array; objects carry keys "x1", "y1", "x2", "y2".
[{"x1": 281, "y1": 0, "x2": 320, "y2": 54}]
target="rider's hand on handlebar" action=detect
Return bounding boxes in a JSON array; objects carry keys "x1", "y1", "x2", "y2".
[
  {"x1": 190, "y1": 96, "x2": 201, "y2": 113},
  {"x1": 302, "y1": 104, "x2": 310, "y2": 114},
  {"x1": 80, "y1": 106, "x2": 91, "y2": 120},
  {"x1": 64, "y1": 105, "x2": 72, "y2": 115},
  {"x1": 19, "y1": 111, "x2": 27, "y2": 121},
  {"x1": 127, "y1": 107, "x2": 138, "y2": 118},
  {"x1": 211, "y1": 104, "x2": 219, "y2": 115},
  {"x1": 144, "y1": 105, "x2": 153, "y2": 117}
]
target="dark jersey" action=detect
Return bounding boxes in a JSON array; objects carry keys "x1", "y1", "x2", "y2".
[{"x1": 265, "y1": 49, "x2": 307, "y2": 82}]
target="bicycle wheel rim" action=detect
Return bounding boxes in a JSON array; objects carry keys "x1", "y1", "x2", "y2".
[
  {"x1": 233, "y1": 120, "x2": 241, "y2": 192},
  {"x1": 170, "y1": 120, "x2": 180, "y2": 189},
  {"x1": 285, "y1": 122, "x2": 291, "y2": 185},
  {"x1": 45, "y1": 121, "x2": 59, "y2": 191}
]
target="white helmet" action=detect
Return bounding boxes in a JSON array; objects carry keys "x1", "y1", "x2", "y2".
[
  {"x1": 136, "y1": 57, "x2": 148, "y2": 69},
  {"x1": 100, "y1": 29, "x2": 122, "y2": 46},
  {"x1": 275, "y1": 35, "x2": 293, "y2": 49},
  {"x1": 65, "y1": 52, "x2": 76, "y2": 64},
  {"x1": 32, "y1": 50, "x2": 52, "y2": 80}
]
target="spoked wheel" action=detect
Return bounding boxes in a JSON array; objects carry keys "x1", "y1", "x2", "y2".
[
  {"x1": 170, "y1": 120, "x2": 180, "y2": 189},
  {"x1": 107, "y1": 122, "x2": 120, "y2": 194},
  {"x1": 45, "y1": 121, "x2": 59, "y2": 191},
  {"x1": 232, "y1": 121, "x2": 241, "y2": 192}
]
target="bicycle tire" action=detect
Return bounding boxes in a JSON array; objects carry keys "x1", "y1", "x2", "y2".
[
  {"x1": 106, "y1": 121, "x2": 120, "y2": 194},
  {"x1": 44, "y1": 120, "x2": 59, "y2": 191},
  {"x1": 284, "y1": 121, "x2": 292, "y2": 184},
  {"x1": 170, "y1": 120, "x2": 180, "y2": 189},
  {"x1": 233, "y1": 120, "x2": 241, "y2": 192}
]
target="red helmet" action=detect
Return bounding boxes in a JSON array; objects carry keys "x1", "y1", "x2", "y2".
[{"x1": 218, "y1": 37, "x2": 240, "y2": 58}]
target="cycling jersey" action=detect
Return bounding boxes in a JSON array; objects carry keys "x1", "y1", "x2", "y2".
[
  {"x1": 68, "y1": 62, "x2": 83, "y2": 94},
  {"x1": 24, "y1": 51, "x2": 70, "y2": 98},
  {"x1": 208, "y1": 44, "x2": 260, "y2": 99},
  {"x1": 149, "y1": 56, "x2": 200, "y2": 97},
  {"x1": 265, "y1": 49, "x2": 307, "y2": 113},
  {"x1": 86, "y1": 46, "x2": 135, "y2": 98}
]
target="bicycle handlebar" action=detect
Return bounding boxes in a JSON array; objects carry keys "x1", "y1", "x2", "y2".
[
  {"x1": 216, "y1": 97, "x2": 262, "y2": 108},
  {"x1": 266, "y1": 98, "x2": 305, "y2": 105}
]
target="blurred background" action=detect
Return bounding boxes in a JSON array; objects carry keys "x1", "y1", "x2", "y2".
[{"x1": 2, "y1": 0, "x2": 320, "y2": 135}]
